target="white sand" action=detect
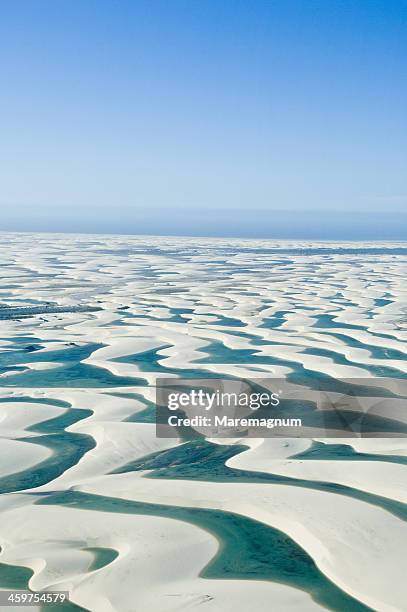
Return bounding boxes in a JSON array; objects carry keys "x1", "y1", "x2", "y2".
[
  {"x1": 227, "y1": 442, "x2": 407, "y2": 502},
  {"x1": 0, "y1": 502, "x2": 322, "y2": 612},
  {"x1": 0, "y1": 439, "x2": 51, "y2": 478},
  {"x1": 0, "y1": 234, "x2": 406, "y2": 612},
  {"x1": 76, "y1": 471, "x2": 407, "y2": 612}
]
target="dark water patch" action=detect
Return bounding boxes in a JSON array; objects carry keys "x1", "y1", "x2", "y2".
[
  {"x1": 0, "y1": 431, "x2": 94, "y2": 493},
  {"x1": 312, "y1": 314, "x2": 367, "y2": 331},
  {"x1": 27, "y1": 407, "x2": 92, "y2": 435},
  {"x1": 260, "y1": 310, "x2": 290, "y2": 329},
  {"x1": 113, "y1": 346, "x2": 225, "y2": 380},
  {"x1": 0, "y1": 408, "x2": 94, "y2": 494},
  {"x1": 0, "y1": 561, "x2": 33, "y2": 589},
  {"x1": 210, "y1": 315, "x2": 247, "y2": 327},
  {"x1": 0, "y1": 340, "x2": 148, "y2": 387},
  {"x1": 153, "y1": 287, "x2": 186, "y2": 294},
  {"x1": 107, "y1": 309, "x2": 194, "y2": 324},
  {"x1": 195, "y1": 341, "x2": 265, "y2": 365},
  {"x1": 0, "y1": 363, "x2": 147, "y2": 388},
  {"x1": 168, "y1": 307, "x2": 195, "y2": 322},
  {"x1": 1, "y1": 365, "x2": 30, "y2": 375},
  {"x1": 0, "y1": 342, "x2": 103, "y2": 370},
  {"x1": 303, "y1": 347, "x2": 406, "y2": 379},
  {"x1": 0, "y1": 561, "x2": 87, "y2": 611},
  {"x1": 23, "y1": 344, "x2": 43, "y2": 352},
  {"x1": 195, "y1": 340, "x2": 404, "y2": 400},
  {"x1": 374, "y1": 298, "x2": 393, "y2": 307},
  {"x1": 1, "y1": 298, "x2": 49, "y2": 306},
  {"x1": 318, "y1": 332, "x2": 407, "y2": 361},
  {"x1": 109, "y1": 392, "x2": 206, "y2": 439},
  {"x1": 125, "y1": 398, "x2": 156, "y2": 423},
  {"x1": 84, "y1": 547, "x2": 119, "y2": 572},
  {"x1": 0, "y1": 396, "x2": 71, "y2": 408},
  {"x1": 290, "y1": 440, "x2": 407, "y2": 465},
  {"x1": 148, "y1": 307, "x2": 196, "y2": 324},
  {"x1": 106, "y1": 392, "x2": 157, "y2": 423},
  {"x1": 0, "y1": 305, "x2": 102, "y2": 320},
  {"x1": 215, "y1": 329, "x2": 290, "y2": 349},
  {"x1": 36, "y1": 490, "x2": 372, "y2": 612},
  {"x1": 0, "y1": 336, "x2": 43, "y2": 342}
]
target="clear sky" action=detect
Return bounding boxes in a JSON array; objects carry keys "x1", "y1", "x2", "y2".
[{"x1": 0, "y1": 0, "x2": 406, "y2": 238}]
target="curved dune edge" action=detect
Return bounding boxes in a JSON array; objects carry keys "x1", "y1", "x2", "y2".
[
  {"x1": 0, "y1": 439, "x2": 52, "y2": 479},
  {"x1": 1, "y1": 390, "x2": 406, "y2": 609},
  {"x1": 69, "y1": 470, "x2": 406, "y2": 612},
  {"x1": 226, "y1": 439, "x2": 407, "y2": 503},
  {"x1": 2, "y1": 395, "x2": 403, "y2": 610},
  {"x1": 0, "y1": 503, "x2": 323, "y2": 612}
]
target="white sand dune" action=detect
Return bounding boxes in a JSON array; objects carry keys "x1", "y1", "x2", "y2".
[
  {"x1": 76, "y1": 471, "x2": 407, "y2": 612},
  {"x1": 0, "y1": 401, "x2": 62, "y2": 438},
  {"x1": 0, "y1": 502, "x2": 322, "y2": 612},
  {"x1": 0, "y1": 439, "x2": 51, "y2": 478},
  {"x1": 227, "y1": 442, "x2": 407, "y2": 502},
  {"x1": 0, "y1": 234, "x2": 406, "y2": 612}
]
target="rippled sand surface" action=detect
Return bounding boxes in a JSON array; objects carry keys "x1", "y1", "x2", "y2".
[{"x1": 0, "y1": 233, "x2": 406, "y2": 611}]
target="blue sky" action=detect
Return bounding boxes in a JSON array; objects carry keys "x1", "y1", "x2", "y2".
[{"x1": 0, "y1": 0, "x2": 406, "y2": 238}]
